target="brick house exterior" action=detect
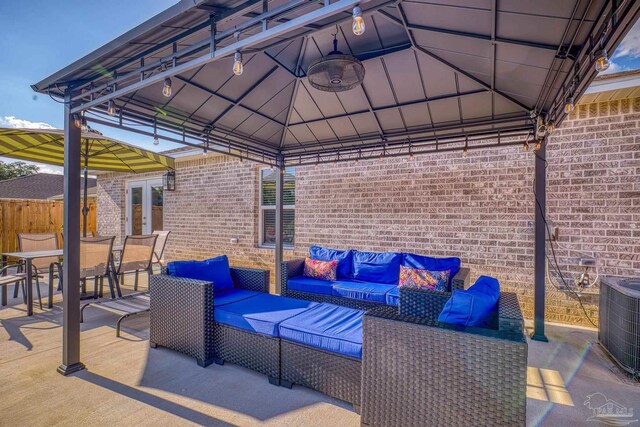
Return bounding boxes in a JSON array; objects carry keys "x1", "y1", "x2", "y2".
[{"x1": 97, "y1": 76, "x2": 640, "y2": 327}]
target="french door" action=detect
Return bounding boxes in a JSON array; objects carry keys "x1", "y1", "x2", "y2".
[{"x1": 126, "y1": 178, "x2": 164, "y2": 235}]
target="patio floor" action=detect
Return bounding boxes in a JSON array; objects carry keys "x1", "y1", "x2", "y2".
[{"x1": 1, "y1": 277, "x2": 638, "y2": 426}]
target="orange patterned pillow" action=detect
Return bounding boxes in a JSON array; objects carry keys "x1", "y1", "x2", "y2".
[
  {"x1": 303, "y1": 257, "x2": 338, "y2": 281},
  {"x1": 399, "y1": 265, "x2": 450, "y2": 292}
]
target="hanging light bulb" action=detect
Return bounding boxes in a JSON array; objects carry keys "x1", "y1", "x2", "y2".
[
  {"x1": 463, "y1": 146, "x2": 468, "y2": 157},
  {"x1": 73, "y1": 114, "x2": 81, "y2": 129},
  {"x1": 81, "y1": 116, "x2": 88, "y2": 132},
  {"x1": 534, "y1": 140, "x2": 542, "y2": 151},
  {"x1": 523, "y1": 141, "x2": 530, "y2": 152},
  {"x1": 162, "y1": 78, "x2": 172, "y2": 97},
  {"x1": 594, "y1": 48, "x2": 610, "y2": 73},
  {"x1": 352, "y1": 6, "x2": 365, "y2": 36},
  {"x1": 564, "y1": 96, "x2": 575, "y2": 114},
  {"x1": 546, "y1": 120, "x2": 555, "y2": 134},
  {"x1": 107, "y1": 100, "x2": 116, "y2": 116},
  {"x1": 233, "y1": 52, "x2": 243, "y2": 76}
]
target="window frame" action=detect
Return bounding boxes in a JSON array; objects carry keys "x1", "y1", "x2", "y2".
[{"x1": 258, "y1": 167, "x2": 295, "y2": 249}]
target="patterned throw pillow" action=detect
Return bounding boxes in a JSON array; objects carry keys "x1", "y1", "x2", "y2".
[
  {"x1": 399, "y1": 265, "x2": 451, "y2": 292},
  {"x1": 303, "y1": 258, "x2": 338, "y2": 281}
]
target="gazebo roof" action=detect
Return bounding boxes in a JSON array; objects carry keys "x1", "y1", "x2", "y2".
[{"x1": 32, "y1": 0, "x2": 640, "y2": 165}]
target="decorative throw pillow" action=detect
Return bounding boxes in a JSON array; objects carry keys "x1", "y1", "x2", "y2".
[
  {"x1": 399, "y1": 265, "x2": 450, "y2": 292},
  {"x1": 303, "y1": 258, "x2": 338, "y2": 281}
]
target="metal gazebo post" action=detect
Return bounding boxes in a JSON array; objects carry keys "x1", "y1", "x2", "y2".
[
  {"x1": 532, "y1": 136, "x2": 548, "y2": 342},
  {"x1": 58, "y1": 91, "x2": 85, "y2": 375},
  {"x1": 82, "y1": 138, "x2": 89, "y2": 238},
  {"x1": 275, "y1": 154, "x2": 285, "y2": 295}
]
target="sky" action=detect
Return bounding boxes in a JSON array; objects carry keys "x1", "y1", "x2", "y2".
[{"x1": 0, "y1": 2, "x2": 640, "y2": 173}]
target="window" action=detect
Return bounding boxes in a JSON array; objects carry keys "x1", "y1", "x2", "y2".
[{"x1": 260, "y1": 167, "x2": 295, "y2": 247}]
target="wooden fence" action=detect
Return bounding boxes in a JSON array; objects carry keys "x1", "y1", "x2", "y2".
[{"x1": 0, "y1": 199, "x2": 97, "y2": 254}]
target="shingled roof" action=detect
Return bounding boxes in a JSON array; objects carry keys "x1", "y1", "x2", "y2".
[{"x1": 0, "y1": 173, "x2": 96, "y2": 200}]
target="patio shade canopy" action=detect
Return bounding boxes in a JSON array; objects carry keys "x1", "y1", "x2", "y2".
[
  {"x1": 31, "y1": 0, "x2": 640, "y2": 166},
  {"x1": 0, "y1": 128, "x2": 175, "y2": 173}
]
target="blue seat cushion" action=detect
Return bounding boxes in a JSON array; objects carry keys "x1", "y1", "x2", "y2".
[
  {"x1": 385, "y1": 286, "x2": 399, "y2": 306},
  {"x1": 287, "y1": 275, "x2": 334, "y2": 295},
  {"x1": 438, "y1": 276, "x2": 500, "y2": 327},
  {"x1": 352, "y1": 250, "x2": 401, "y2": 284},
  {"x1": 214, "y1": 289, "x2": 261, "y2": 307},
  {"x1": 214, "y1": 293, "x2": 318, "y2": 337},
  {"x1": 309, "y1": 246, "x2": 353, "y2": 279},
  {"x1": 279, "y1": 303, "x2": 364, "y2": 359},
  {"x1": 167, "y1": 255, "x2": 234, "y2": 292},
  {"x1": 402, "y1": 253, "x2": 461, "y2": 279},
  {"x1": 331, "y1": 280, "x2": 396, "y2": 304}
]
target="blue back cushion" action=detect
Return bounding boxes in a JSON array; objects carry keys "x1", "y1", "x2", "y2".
[
  {"x1": 167, "y1": 255, "x2": 234, "y2": 292},
  {"x1": 438, "y1": 276, "x2": 500, "y2": 327},
  {"x1": 309, "y1": 246, "x2": 353, "y2": 279},
  {"x1": 352, "y1": 250, "x2": 401, "y2": 284},
  {"x1": 402, "y1": 253, "x2": 461, "y2": 278}
]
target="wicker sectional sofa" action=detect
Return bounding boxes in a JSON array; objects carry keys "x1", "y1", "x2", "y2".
[{"x1": 150, "y1": 259, "x2": 527, "y2": 425}]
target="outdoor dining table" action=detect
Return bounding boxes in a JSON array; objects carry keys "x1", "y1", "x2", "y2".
[{"x1": 1, "y1": 245, "x2": 125, "y2": 316}]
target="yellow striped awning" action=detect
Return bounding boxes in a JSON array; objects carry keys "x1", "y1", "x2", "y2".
[{"x1": 0, "y1": 127, "x2": 174, "y2": 173}]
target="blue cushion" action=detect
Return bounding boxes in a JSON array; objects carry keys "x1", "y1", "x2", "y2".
[
  {"x1": 214, "y1": 289, "x2": 261, "y2": 307},
  {"x1": 402, "y1": 253, "x2": 461, "y2": 279},
  {"x1": 309, "y1": 246, "x2": 353, "y2": 279},
  {"x1": 352, "y1": 251, "x2": 401, "y2": 284},
  {"x1": 438, "y1": 276, "x2": 500, "y2": 327},
  {"x1": 385, "y1": 286, "x2": 399, "y2": 306},
  {"x1": 167, "y1": 255, "x2": 234, "y2": 292},
  {"x1": 214, "y1": 293, "x2": 318, "y2": 337},
  {"x1": 279, "y1": 303, "x2": 364, "y2": 359},
  {"x1": 331, "y1": 280, "x2": 396, "y2": 304},
  {"x1": 287, "y1": 276, "x2": 334, "y2": 295}
]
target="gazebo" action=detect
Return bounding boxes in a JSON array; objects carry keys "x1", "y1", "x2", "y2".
[{"x1": 31, "y1": 0, "x2": 640, "y2": 374}]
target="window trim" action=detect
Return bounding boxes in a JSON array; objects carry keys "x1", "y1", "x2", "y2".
[{"x1": 258, "y1": 167, "x2": 295, "y2": 249}]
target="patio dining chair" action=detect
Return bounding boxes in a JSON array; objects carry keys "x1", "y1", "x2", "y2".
[
  {"x1": 151, "y1": 230, "x2": 170, "y2": 271},
  {"x1": 114, "y1": 234, "x2": 158, "y2": 291},
  {"x1": 1, "y1": 263, "x2": 41, "y2": 309},
  {"x1": 13, "y1": 233, "x2": 60, "y2": 304},
  {"x1": 49, "y1": 236, "x2": 117, "y2": 308}
]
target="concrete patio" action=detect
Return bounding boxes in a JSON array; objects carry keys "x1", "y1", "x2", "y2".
[{"x1": 1, "y1": 278, "x2": 638, "y2": 427}]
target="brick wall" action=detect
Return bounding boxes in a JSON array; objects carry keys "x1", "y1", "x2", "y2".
[{"x1": 97, "y1": 97, "x2": 640, "y2": 327}]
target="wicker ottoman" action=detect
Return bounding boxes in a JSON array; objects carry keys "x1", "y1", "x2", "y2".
[{"x1": 278, "y1": 303, "x2": 364, "y2": 410}]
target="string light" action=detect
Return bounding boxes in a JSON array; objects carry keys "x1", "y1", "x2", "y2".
[
  {"x1": 80, "y1": 116, "x2": 88, "y2": 132},
  {"x1": 352, "y1": 6, "x2": 365, "y2": 36},
  {"x1": 564, "y1": 96, "x2": 574, "y2": 114},
  {"x1": 73, "y1": 114, "x2": 81, "y2": 129},
  {"x1": 594, "y1": 48, "x2": 610, "y2": 73},
  {"x1": 523, "y1": 141, "x2": 530, "y2": 152},
  {"x1": 233, "y1": 52, "x2": 243, "y2": 76},
  {"x1": 534, "y1": 140, "x2": 542, "y2": 151},
  {"x1": 153, "y1": 123, "x2": 159, "y2": 146},
  {"x1": 463, "y1": 138, "x2": 468, "y2": 157},
  {"x1": 107, "y1": 100, "x2": 116, "y2": 116},
  {"x1": 162, "y1": 78, "x2": 172, "y2": 97}
]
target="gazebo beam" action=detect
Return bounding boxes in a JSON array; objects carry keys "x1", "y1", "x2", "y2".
[{"x1": 58, "y1": 91, "x2": 85, "y2": 376}]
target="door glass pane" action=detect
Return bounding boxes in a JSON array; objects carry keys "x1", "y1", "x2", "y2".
[
  {"x1": 130, "y1": 186, "x2": 143, "y2": 235},
  {"x1": 151, "y1": 185, "x2": 164, "y2": 232}
]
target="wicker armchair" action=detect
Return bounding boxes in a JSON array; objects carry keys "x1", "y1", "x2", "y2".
[
  {"x1": 361, "y1": 291, "x2": 527, "y2": 427},
  {"x1": 281, "y1": 258, "x2": 471, "y2": 310},
  {"x1": 149, "y1": 266, "x2": 270, "y2": 368}
]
